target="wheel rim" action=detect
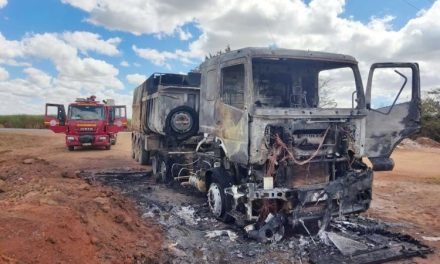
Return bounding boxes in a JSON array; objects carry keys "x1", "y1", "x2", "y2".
[
  {"x1": 207, "y1": 183, "x2": 223, "y2": 217},
  {"x1": 170, "y1": 111, "x2": 193, "y2": 133},
  {"x1": 152, "y1": 157, "x2": 158, "y2": 175},
  {"x1": 159, "y1": 160, "x2": 167, "y2": 181}
]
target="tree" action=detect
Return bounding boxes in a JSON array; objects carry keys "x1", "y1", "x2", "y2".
[
  {"x1": 318, "y1": 78, "x2": 337, "y2": 108},
  {"x1": 419, "y1": 88, "x2": 440, "y2": 142}
]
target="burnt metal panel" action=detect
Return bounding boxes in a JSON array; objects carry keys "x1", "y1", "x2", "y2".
[
  {"x1": 213, "y1": 101, "x2": 249, "y2": 164},
  {"x1": 364, "y1": 63, "x2": 421, "y2": 162}
]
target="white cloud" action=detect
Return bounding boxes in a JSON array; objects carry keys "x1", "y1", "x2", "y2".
[
  {"x1": 0, "y1": 31, "x2": 128, "y2": 114},
  {"x1": 20, "y1": 32, "x2": 123, "y2": 90},
  {"x1": 0, "y1": 67, "x2": 9, "y2": 81},
  {"x1": 61, "y1": 0, "x2": 97, "y2": 12},
  {"x1": 132, "y1": 45, "x2": 176, "y2": 68},
  {"x1": 126, "y1": 73, "x2": 146, "y2": 86},
  {"x1": 0, "y1": 0, "x2": 7, "y2": 9},
  {"x1": 0, "y1": 33, "x2": 24, "y2": 63},
  {"x1": 177, "y1": 28, "x2": 192, "y2": 41},
  {"x1": 62, "y1": 0, "x2": 210, "y2": 36},
  {"x1": 62, "y1": 0, "x2": 440, "y2": 86},
  {"x1": 120, "y1": 60, "x2": 130, "y2": 67},
  {"x1": 132, "y1": 45, "x2": 196, "y2": 68},
  {"x1": 62, "y1": 31, "x2": 121, "y2": 56},
  {"x1": 23, "y1": 67, "x2": 52, "y2": 88}
]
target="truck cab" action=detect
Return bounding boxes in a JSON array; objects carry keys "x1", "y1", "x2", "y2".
[
  {"x1": 45, "y1": 96, "x2": 127, "y2": 151},
  {"x1": 131, "y1": 47, "x2": 421, "y2": 241}
]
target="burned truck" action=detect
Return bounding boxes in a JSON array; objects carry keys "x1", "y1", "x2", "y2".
[{"x1": 131, "y1": 47, "x2": 420, "y2": 241}]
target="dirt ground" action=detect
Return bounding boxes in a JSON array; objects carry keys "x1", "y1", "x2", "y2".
[
  {"x1": 0, "y1": 129, "x2": 439, "y2": 263},
  {"x1": 368, "y1": 146, "x2": 440, "y2": 263},
  {"x1": 0, "y1": 130, "x2": 162, "y2": 264}
]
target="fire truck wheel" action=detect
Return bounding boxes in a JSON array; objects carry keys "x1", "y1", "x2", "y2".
[
  {"x1": 165, "y1": 106, "x2": 199, "y2": 141},
  {"x1": 105, "y1": 144, "x2": 111, "y2": 150},
  {"x1": 68, "y1": 146, "x2": 74, "y2": 151}
]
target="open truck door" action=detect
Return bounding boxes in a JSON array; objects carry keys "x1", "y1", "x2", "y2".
[
  {"x1": 44, "y1": 103, "x2": 67, "y2": 133},
  {"x1": 365, "y1": 63, "x2": 421, "y2": 171},
  {"x1": 108, "y1": 105, "x2": 127, "y2": 133}
]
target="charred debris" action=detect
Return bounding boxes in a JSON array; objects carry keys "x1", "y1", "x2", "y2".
[{"x1": 82, "y1": 169, "x2": 432, "y2": 264}]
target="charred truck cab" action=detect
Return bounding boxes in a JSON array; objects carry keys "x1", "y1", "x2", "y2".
[
  {"x1": 45, "y1": 96, "x2": 127, "y2": 151},
  {"x1": 131, "y1": 48, "x2": 421, "y2": 242}
]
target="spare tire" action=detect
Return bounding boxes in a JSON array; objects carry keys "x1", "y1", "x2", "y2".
[{"x1": 165, "y1": 106, "x2": 198, "y2": 141}]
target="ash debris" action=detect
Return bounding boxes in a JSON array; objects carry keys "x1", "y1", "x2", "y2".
[{"x1": 81, "y1": 169, "x2": 432, "y2": 264}]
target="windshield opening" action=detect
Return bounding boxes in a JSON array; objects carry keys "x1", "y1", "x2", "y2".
[
  {"x1": 69, "y1": 105, "x2": 104, "y2": 120},
  {"x1": 252, "y1": 58, "x2": 358, "y2": 109}
]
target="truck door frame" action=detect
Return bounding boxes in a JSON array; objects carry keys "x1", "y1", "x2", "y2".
[
  {"x1": 364, "y1": 62, "x2": 421, "y2": 170},
  {"x1": 108, "y1": 105, "x2": 128, "y2": 133},
  {"x1": 44, "y1": 103, "x2": 67, "y2": 133},
  {"x1": 214, "y1": 58, "x2": 250, "y2": 164}
]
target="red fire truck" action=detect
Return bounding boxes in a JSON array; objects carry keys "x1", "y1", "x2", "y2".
[{"x1": 44, "y1": 96, "x2": 127, "y2": 151}]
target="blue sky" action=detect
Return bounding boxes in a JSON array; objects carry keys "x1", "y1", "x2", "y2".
[
  {"x1": 0, "y1": 0, "x2": 198, "y2": 82},
  {"x1": 0, "y1": 0, "x2": 439, "y2": 114}
]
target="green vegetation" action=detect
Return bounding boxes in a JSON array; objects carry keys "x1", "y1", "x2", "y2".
[
  {"x1": 0, "y1": 115, "x2": 133, "y2": 131},
  {"x1": 419, "y1": 88, "x2": 440, "y2": 142},
  {"x1": 0, "y1": 115, "x2": 45, "y2": 129}
]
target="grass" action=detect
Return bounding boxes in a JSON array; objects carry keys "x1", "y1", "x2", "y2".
[
  {"x1": 0, "y1": 115, "x2": 45, "y2": 129},
  {"x1": 0, "y1": 115, "x2": 133, "y2": 130}
]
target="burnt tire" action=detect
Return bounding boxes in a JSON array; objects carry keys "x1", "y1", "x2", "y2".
[
  {"x1": 139, "y1": 139, "x2": 150, "y2": 166},
  {"x1": 133, "y1": 137, "x2": 140, "y2": 162},
  {"x1": 165, "y1": 106, "x2": 198, "y2": 141},
  {"x1": 152, "y1": 154, "x2": 171, "y2": 183},
  {"x1": 131, "y1": 142, "x2": 135, "y2": 159},
  {"x1": 207, "y1": 169, "x2": 233, "y2": 223}
]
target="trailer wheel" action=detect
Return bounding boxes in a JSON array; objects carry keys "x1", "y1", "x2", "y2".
[
  {"x1": 139, "y1": 140, "x2": 150, "y2": 165},
  {"x1": 68, "y1": 146, "x2": 74, "y2": 151},
  {"x1": 207, "y1": 169, "x2": 233, "y2": 222},
  {"x1": 165, "y1": 106, "x2": 198, "y2": 141},
  {"x1": 131, "y1": 140, "x2": 136, "y2": 159},
  {"x1": 133, "y1": 137, "x2": 140, "y2": 162}
]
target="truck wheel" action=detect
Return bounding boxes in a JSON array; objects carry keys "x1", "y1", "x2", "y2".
[
  {"x1": 68, "y1": 146, "x2": 74, "y2": 151},
  {"x1": 152, "y1": 154, "x2": 171, "y2": 183},
  {"x1": 133, "y1": 138, "x2": 140, "y2": 162},
  {"x1": 165, "y1": 106, "x2": 199, "y2": 141},
  {"x1": 139, "y1": 141, "x2": 150, "y2": 165},
  {"x1": 105, "y1": 144, "x2": 111, "y2": 150},
  {"x1": 207, "y1": 169, "x2": 233, "y2": 222},
  {"x1": 131, "y1": 144, "x2": 135, "y2": 159}
]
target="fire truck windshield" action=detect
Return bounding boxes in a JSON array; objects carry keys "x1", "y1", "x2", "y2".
[{"x1": 69, "y1": 105, "x2": 104, "y2": 120}]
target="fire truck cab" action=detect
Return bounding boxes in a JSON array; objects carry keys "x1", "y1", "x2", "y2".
[{"x1": 44, "y1": 96, "x2": 127, "y2": 151}]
